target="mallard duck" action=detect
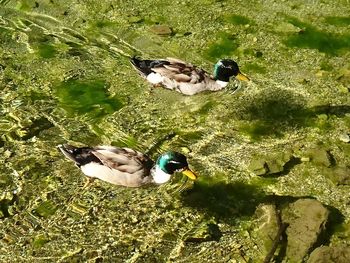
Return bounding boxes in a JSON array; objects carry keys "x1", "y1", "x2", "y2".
[
  {"x1": 130, "y1": 57, "x2": 249, "y2": 95},
  {"x1": 58, "y1": 144, "x2": 197, "y2": 187}
]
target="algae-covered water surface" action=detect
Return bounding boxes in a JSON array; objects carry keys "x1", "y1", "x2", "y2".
[{"x1": 1, "y1": 0, "x2": 350, "y2": 262}]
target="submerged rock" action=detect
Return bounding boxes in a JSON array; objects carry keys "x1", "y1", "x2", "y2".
[
  {"x1": 250, "y1": 204, "x2": 279, "y2": 258},
  {"x1": 324, "y1": 166, "x2": 350, "y2": 185},
  {"x1": 305, "y1": 147, "x2": 332, "y2": 167},
  {"x1": 127, "y1": 16, "x2": 143, "y2": 24},
  {"x1": 265, "y1": 151, "x2": 293, "y2": 174},
  {"x1": 282, "y1": 199, "x2": 329, "y2": 262},
  {"x1": 184, "y1": 222, "x2": 222, "y2": 242},
  {"x1": 339, "y1": 133, "x2": 350, "y2": 143},
  {"x1": 307, "y1": 245, "x2": 350, "y2": 263},
  {"x1": 248, "y1": 151, "x2": 294, "y2": 176},
  {"x1": 150, "y1": 25, "x2": 173, "y2": 36},
  {"x1": 248, "y1": 158, "x2": 268, "y2": 175}
]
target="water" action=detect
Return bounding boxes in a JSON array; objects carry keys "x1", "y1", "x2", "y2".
[{"x1": 1, "y1": 0, "x2": 350, "y2": 262}]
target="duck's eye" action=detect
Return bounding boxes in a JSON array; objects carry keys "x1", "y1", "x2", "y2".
[{"x1": 165, "y1": 160, "x2": 187, "y2": 173}]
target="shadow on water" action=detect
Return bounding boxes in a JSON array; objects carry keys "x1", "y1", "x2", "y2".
[
  {"x1": 0, "y1": 194, "x2": 18, "y2": 219},
  {"x1": 22, "y1": 117, "x2": 54, "y2": 140},
  {"x1": 321, "y1": 205, "x2": 345, "y2": 245},
  {"x1": 229, "y1": 88, "x2": 350, "y2": 140},
  {"x1": 181, "y1": 181, "x2": 345, "y2": 249},
  {"x1": 180, "y1": 180, "x2": 266, "y2": 224}
]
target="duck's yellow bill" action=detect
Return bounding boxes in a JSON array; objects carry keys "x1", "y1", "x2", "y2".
[
  {"x1": 182, "y1": 168, "x2": 197, "y2": 180},
  {"x1": 236, "y1": 72, "x2": 250, "y2": 81}
]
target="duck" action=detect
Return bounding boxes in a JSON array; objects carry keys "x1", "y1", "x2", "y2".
[
  {"x1": 58, "y1": 144, "x2": 197, "y2": 187},
  {"x1": 130, "y1": 56, "x2": 249, "y2": 95}
]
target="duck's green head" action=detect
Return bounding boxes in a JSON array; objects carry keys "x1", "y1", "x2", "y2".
[
  {"x1": 156, "y1": 151, "x2": 197, "y2": 180},
  {"x1": 214, "y1": 59, "x2": 249, "y2": 82}
]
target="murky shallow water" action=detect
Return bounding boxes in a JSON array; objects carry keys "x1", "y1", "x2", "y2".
[{"x1": 0, "y1": 0, "x2": 350, "y2": 262}]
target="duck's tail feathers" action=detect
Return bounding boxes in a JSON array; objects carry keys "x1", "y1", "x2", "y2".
[
  {"x1": 130, "y1": 56, "x2": 153, "y2": 76},
  {"x1": 130, "y1": 56, "x2": 170, "y2": 76},
  {"x1": 58, "y1": 144, "x2": 99, "y2": 167},
  {"x1": 58, "y1": 144, "x2": 80, "y2": 163}
]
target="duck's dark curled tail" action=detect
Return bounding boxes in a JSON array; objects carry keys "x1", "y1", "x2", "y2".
[
  {"x1": 58, "y1": 144, "x2": 100, "y2": 167},
  {"x1": 130, "y1": 56, "x2": 170, "y2": 76}
]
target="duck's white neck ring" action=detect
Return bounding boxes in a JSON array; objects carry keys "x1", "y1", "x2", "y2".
[
  {"x1": 152, "y1": 166, "x2": 171, "y2": 184},
  {"x1": 216, "y1": 80, "x2": 229, "y2": 88}
]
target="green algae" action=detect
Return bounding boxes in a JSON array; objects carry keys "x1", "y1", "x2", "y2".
[
  {"x1": 32, "y1": 234, "x2": 50, "y2": 249},
  {"x1": 320, "y1": 60, "x2": 333, "y2": 71},
  {"x1": 15, "y1": 0, "x2": 32, "y2": 11},
  {"x1": 204, "y1": 32, "x2": 239, "y2": 61},
  {"x1": 325, "y1": 16, "x2": 350, "y2": 26},
  {"x1": 194, "y1": 100, "x2": 216, "y2": 116},
  {"x1": 238, "y1": 120, "x2": 280, "y2": 141},
  {"x1": 34, "y1": 201, "x2": 58, "y2": 218},
  {"x1": 56, "y1": 79, "x2": 124, "y2": 119},
  {"x1": 37, "y1": 43, "x2": 57, "y2": 58},
  {"x1": 243, "y1": 62, "x2": 267, "y2": 74},
  {"x1": 94, "y1": 20, "x2": 118, "y2": 28},
  {"x1": 177, "y1": 130, "x2": 205, "y2": 142},
  {"x1": 111, "y1": 135, "x2": 139, "y2": 148},
  {"x1": 224, "y1": 14, "x2": 251, "y2": 25},
  {"x1": 284, "y1": 17, "x2": 350, "y2": 56}
]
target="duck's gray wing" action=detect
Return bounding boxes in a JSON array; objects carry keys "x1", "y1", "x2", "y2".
[
  {"x1": 152, "y1": 60, "x2": 210, "y2": 84},
  {"x1": 81, "y1": 146, "x2": 154, "y2": 186},
  {"x1": 92, "y1": 146, "x2": 154, "y2": 174},
  {"x1": 165, "y1": 57, "x2": 190, "y2": 64}
]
